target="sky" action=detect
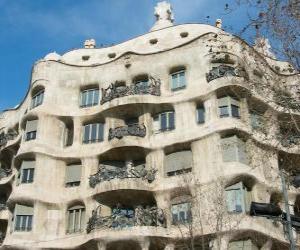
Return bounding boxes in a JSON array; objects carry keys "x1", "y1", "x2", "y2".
[{"x1": 0, "y1": 0, "x2": 253, "y2": 111}]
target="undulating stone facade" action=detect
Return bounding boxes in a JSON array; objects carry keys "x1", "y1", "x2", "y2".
[{"x1": 0, "y1": 1, "x2": 299, "y2": 250}]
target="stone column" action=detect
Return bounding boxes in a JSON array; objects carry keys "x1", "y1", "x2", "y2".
[
  {"x1": 204, "y1": 92, "x2": 218, "y2": 123},
  {"x1": 164, "y1": 243, "x2": 175, "y2": 250},
  {"x1": 148, "y1": 149, "x2": 165, "y2": 180},
  {"x1": 140, "y1": 112, "x2": 152, "y2": 140},
  {"x1": 82, "y1": 156, "x2": 99, "y2": 188},
  {"x1": 155, "y1": 192, "x2": 171, "y2": 228},
  {"x1": 240, "y1": 97, "x2": 250, "y2": 125},
  {"x1": 72, "y1": 116, "x2": 82, "y2": 146},
  {"x1": 139, "y1": 237, "x2": 150, "y2": 250},
  {"x1": 97, "y1": 241, "x2": 106, "y2": 250},
  {"x1": 261, "y1": 239, "x2": 272, "y2": 250},
  {"x1": 210, "y1": 235, "x2": 229, "y2": 250}
]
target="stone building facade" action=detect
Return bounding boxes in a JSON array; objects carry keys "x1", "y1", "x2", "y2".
[{"x1": 0, "y1": 2, "x2": 299, "y2": 250}]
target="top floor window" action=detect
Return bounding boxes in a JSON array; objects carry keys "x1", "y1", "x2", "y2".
[
  {"x1": 31, "y1": 90, "x2": 44, "y2": 109},
  {"x1": 218, "y1": 96, "x2": 240, "y2": 118},
  {"x1": 80, "y1": 88, "x2": 99, "y2": 108},
  {"x1": 171, "y1": 69, "x2": 186, "y2": 91},
  {"x1": 133, "y1": 75, "x2": 149, "y2": 92}
]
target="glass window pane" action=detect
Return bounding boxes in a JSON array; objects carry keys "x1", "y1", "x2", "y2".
[
  {"x1": 179, "y1": 72, "x2": 186, "y2": 87},
  {"x1": 21, "y1": 169, "x2": 28, "y2": 183},
  {"x1": 219, "y1": 106, "x2": 229, "y2": 117},
  {"x1": 91, "y1": 124, "x2": 97, "y2": 141},
  {"x1": 231, "y1": 105, "x2": 240, "y2": 118},
  {"x1": 93, "y1": 90, "x2": 99, "y2": 105},
  {"x1": 15, "y1": 215, "x2": 21, "y2": 230},
  {"x1": 97, "y1": 123, "x2": 104, "y2": 141},
  {"x1": 28, "y1": 169, "x2": 34, "y2": 183},
  {"x1": 68, "y1": 210, "x2": 74, "y2": 233},
  {"x1": 83, "y1": 125, "x2": 90, "y2": 143},
  {"x1": 197, "y1": 107, "x2": 205, "y2": 123},
  {"x1": 171, "y1": 74, "x2": 179, "y2": 90},
  {"x1": 27, "y1": 215, "x2": 33, "y2": 231},
  {"x1": 160, "y1": 113, "x2": 167, "y2": 131},
  {"x1": 80, "y1": 91, "x2": 87, "y2": 107},
  {"x1": 168, "y1": 112, "x2": 175, "y2": 129},
  {"x1": 74, "y1": 210, "x2": 80, "y2": 232}
]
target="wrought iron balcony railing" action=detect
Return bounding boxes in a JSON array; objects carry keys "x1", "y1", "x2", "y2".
[
  {"x1": 0, "y1": 131, "x2": 18, "y2": 148},
  {"x1": 0, "y1": 203, "x2": 7, "y2": 211},
  {"x1": 108, "y1": 123, "x2": 146, "y2": 140},
  {"x1": 206, "y1": 65, "x2": 243, "y2": 82},
  {"x1": 101, "y1": 77, "x2": 161, "y2": 104},
  {"x1": 86, "y1": 205, "x2": 166, "y2": 233},
  {"x1": 0, "y1": 168, "x2": 12, "y2": 180},
  {"x1": 89, "y1": 163, "x2": 156, "y2": 188}
]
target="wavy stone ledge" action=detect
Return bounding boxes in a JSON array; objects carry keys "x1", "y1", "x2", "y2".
[
  {"x1": 101, "y1": 77, "x2": 161, "y2": 104},
  {"x1": 86, "y1": 205, "x2": 166, "y2": 233},
  {"x1": 108, "y1": 123, "x2": 146, "y2": 140},
  {"x1": 89, "y1": 164, "x2": 156, "y2": 188}
]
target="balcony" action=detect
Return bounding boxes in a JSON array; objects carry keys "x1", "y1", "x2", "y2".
[
  {"x1": 108, "y1": 123, "x2": 146, "y2": 140},
  {"x1": 89, "y1": 161, "x2": 156, "y2": 188},
  {"x1": 0, "y1": 168, "x2": 11, "y2": 180},
  {"x1": 206, "y1": 65, "x2": 243, "y2": 83},
  {"x1": 101, "y1": 77, "x2": 161, "y2": 104},
  {"x1": 86, "y1": 204, "x2": 166, "y2": 233},
  {"x1": 0, "y1": 130, "x2": 18, "y2": 148}
]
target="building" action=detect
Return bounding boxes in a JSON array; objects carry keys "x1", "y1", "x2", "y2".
[{"x1": 0, "y1": 1, "x2": 299, "y2": 249}]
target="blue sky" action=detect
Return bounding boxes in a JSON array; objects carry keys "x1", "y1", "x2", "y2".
[{"x1": 0, "y1": 0, "x2": 252, "y2": 111}]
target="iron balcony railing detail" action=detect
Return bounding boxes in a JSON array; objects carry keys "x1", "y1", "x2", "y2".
[
  {"x1": 86, "y1": 205, "x2": 166, "y2": 233},
  {"x1": 108, "y1": 123, "x2": 146, "y2": 140},
  {"x1": 89, "y1": 163, "x2": 156, "y2": 188},
  {"x1": 101, "y1": 77, "x2": 161, "y2": 104}
]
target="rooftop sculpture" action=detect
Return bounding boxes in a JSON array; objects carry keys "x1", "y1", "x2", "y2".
[{"x1": 151, "y1": 1, "x2": 174, "y2": 31}]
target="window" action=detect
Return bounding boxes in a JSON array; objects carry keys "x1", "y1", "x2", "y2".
[
  {"x1": 125, "y1": 117, "x2": 139, "y2": 125},
  {"x1": 62, "y1": 119, "x2": 74, "y2": 147},
  {"x1": 80, "y1": 88, "x2": 99, "y2": 108},
  {"x1": 228, "y1": 239, "x2": 259, "y2": 250},
  {"x1": 134, "y1": 78, "x2": 149, "y2": 92},
  {"x1": 31, "y1": 90, "x2": 44, "y2": 109},
  {"x1": 65, "y1": 164, "x2": 81, "y2": 187},
  {"x1": 82, "y1": 123, "x2": 104, "y2": 144},
  {"x1": 221, "y1": 135, "x2": 248, "y2": 164},
  {"x1": 196, "y1": 106, "x2": 205, "y2": 124},
  {"x1": 20, "y1": 161, "x2": 35, "y2": 184},
  {"x1": 225, "y1": 182, "x2": 251, "y2": 213},
  {"x1": 171, "y1": 70, "x2": 186, "y2": 91},
  {"x1": 231, "y1": 105, "x2": 240, "y2": 118},
  {"x1": 14, "y1": 204, "x2": 34, "y2": 232},
  {"x1": 165, "y1": 150, "x2": 192, "y2": 176},
  {"x1": 21, "y1": 169, "x2": 34, "y2": 184},
  {"x1": 25, "y1": 120, "x2": 38, "y2": 141},
  {"x1": 67, "y1": 205, "x2": 85, "y2": 233},
  {"x1": 171, "y1": 202, "x2": 191, "y2": 224},
  {"x1": 153, "y1": 111, "x2": 175, "y2": 132},
  {"x1": 250, "y1": 112, "x2": 265, "y2": 131},
  {"x1": 218, "y1": 96, "x2": 240, "y2": 119}
]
